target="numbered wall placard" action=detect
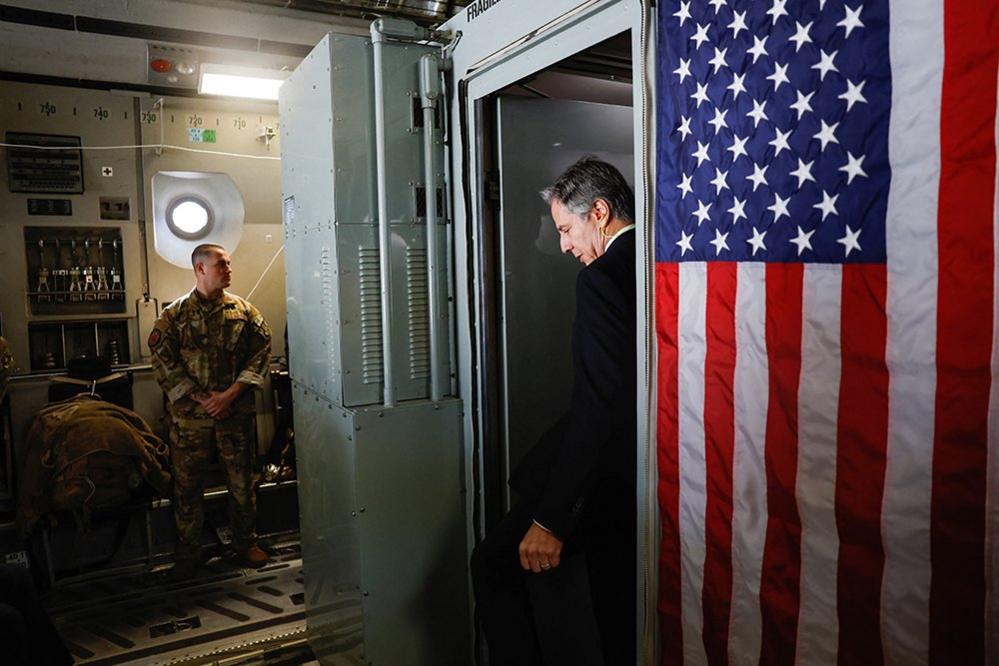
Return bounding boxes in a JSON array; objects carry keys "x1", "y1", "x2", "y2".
[{"x1": 5, "y1": 131, "x2": 84, "y2": 194}]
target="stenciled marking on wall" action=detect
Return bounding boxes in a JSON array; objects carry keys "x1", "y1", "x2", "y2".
[{"x1": 466, "y1": 0, "x2": 504, "y2": 22}]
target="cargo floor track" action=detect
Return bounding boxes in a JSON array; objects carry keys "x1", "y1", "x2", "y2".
[{"x1": 45, "y1": 541, "x2": 316, "y2": 665}]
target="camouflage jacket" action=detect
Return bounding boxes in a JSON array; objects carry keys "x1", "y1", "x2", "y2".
[
  {"x1": 17, "y1": 394, "x2": 172, "y2": 533},
  {"x1": 149, "y1": 289, "x2": 272, "y2": 418}
]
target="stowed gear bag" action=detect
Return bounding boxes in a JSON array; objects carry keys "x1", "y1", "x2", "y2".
[{"x1": 17, "y1": 394, "x2": 172, "y2": 533}]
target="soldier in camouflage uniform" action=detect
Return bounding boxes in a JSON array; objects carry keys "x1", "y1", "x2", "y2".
[
  {"x1": 0, "y1": 336, "x2": 13, "y2": 401},
  {"x1": 149, "y1": 244, "x2": 272, "y2": 574}
]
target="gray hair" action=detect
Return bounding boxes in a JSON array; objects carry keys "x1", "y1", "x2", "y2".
[
  {"x1": 191, "y1": 243, "x2": 226, "y2": 267},
  {"x1": 540, "y1": 156, "x2": 634, "y2": 223}
]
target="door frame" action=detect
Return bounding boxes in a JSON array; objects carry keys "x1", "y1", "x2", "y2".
[{"x1": 441, "y1": 0, "x2": 658, "y2": 660}]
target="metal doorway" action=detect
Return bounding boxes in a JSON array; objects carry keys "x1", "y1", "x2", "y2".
[
  {"x1": 494, "y1": 96, "x2": 635, "y2": 511},
  {"x1": 441, "y1": 0, "x2": 656, "y2": 659}
]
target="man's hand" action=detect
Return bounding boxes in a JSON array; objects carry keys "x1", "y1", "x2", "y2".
[
  {"x1": 518, "y1": 522, "x2": 563, "y2": 573},
  {"x1": 189, "y1": 392, "x2": 221, "y2": 415},
  {"x1": 197, "y1": 383, "x2": 246, "y2": 418},
  {"x1": 200, "y1": 392, "x2": 231, "y2": 418}
]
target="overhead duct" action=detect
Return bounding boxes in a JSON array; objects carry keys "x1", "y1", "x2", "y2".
[{"x1": 234, "y1": 0, "x2": 472, "y2": 25}]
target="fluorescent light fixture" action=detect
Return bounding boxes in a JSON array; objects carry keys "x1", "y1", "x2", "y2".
[{"x1": 198, "y1": 63, "x2": 288, "y2": 100}]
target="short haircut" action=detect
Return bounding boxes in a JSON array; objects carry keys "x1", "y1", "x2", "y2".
[
  {"x1": 191, "y1": 243, "x2": 226, "y2": 268},
  {"x1": 540, "y1": 156, "x2": 635, "y2": 223}
]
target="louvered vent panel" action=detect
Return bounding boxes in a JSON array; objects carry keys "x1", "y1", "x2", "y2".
[
  {"x1": 406, "y1": 248, "x2": 430, "y2": 380},
  {"x1": 320, "y1": 246, "x2": 337, "y2": 375},
  {"x1": 358, "y1": 247, "x2": 384, "y2": 385}
]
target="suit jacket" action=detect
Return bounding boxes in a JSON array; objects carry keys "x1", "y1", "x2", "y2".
[{"x1": 510, "y1": 228, "x2": 637, "y2": 538}]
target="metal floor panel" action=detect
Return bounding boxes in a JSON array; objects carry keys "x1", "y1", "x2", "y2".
[{"x1": 45, "y1": 542, "x2": 344, "y2": 665}]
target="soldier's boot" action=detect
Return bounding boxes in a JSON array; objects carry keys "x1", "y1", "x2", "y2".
[{"x1": 237, "y1": 545, "x2": 269, "y2": 568}]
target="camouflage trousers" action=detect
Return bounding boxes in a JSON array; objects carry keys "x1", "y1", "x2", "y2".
[{"x1": 169, "y1": 414, "x2": 257, "y2": 562}]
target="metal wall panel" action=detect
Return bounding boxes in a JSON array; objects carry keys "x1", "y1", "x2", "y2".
[
  {"x1": 353, "y1": 398, "x2": 468, "y2": 665},
  {"x1": 283, "y1": 32, "x2": 467, "y2": 665},
  {"x1": 280, "y1": 34, "x2": 342, "y2": 404},
  {"x1": 329, "y1": 34, "x2": 377, "y2": 228},
  {"x1": 292, "y1": 383, "x2": 365, "y2": 661},
  {"x1": 292, "y1": 389, "x2": 468, "y2": 664},
  {"x1": 379, "y1": 43, "x2": 427, "y2": 225},
  {"x1": 280, "y1": 33, "x2": 449, "y2": 408}
]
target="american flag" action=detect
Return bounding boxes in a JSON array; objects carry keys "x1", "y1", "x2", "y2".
[{"x1": 654, "y1": 0, "x2": 999, "y2": 664}]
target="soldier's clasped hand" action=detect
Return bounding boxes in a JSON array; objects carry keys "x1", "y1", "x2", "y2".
[
  {"x1": 200, "y1": 389, "x2": 237, "y2": 418},
  {"x1": 189, "y1": 390, "x2": 232, "y2": 419}
]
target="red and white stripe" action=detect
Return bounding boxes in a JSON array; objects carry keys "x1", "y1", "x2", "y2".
[
  {"x1": 728, "y1": 263, "x2": 768, "y2": 666},
  {"x1": 676, "y1": 261, "x2": 709, "y2": 666},
  {"x1": 990, "y1": 51, "x2": 999, "y2": 660},
  {"x1": 929, "y1": 0, "x2": 998, "y2": 660},
  {"x1": 794, "y1": 265, "x2": 841, "y2": 666},
  {"x1": 880, "y1": 0, "x2": 941, "y2": 662},
  {"x1": 990, "y1": 66, "x2": 999, "y2": 659},
  {"x1": 656, "y1": 1, "x2": 999, "y2": 663}
]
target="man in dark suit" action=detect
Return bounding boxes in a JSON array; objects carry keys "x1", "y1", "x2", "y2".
[{"x1": 471, "y1": 157, "x2": 637, "y2": 665}]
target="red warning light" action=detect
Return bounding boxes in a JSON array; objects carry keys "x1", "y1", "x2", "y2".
[{"x1": 150, "y1": 59, "x2": 173, "y2": 73}]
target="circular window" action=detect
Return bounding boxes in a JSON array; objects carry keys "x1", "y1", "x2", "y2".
[{"x1": 166, "y1": 197, "x2": 214, "y2": 239}]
